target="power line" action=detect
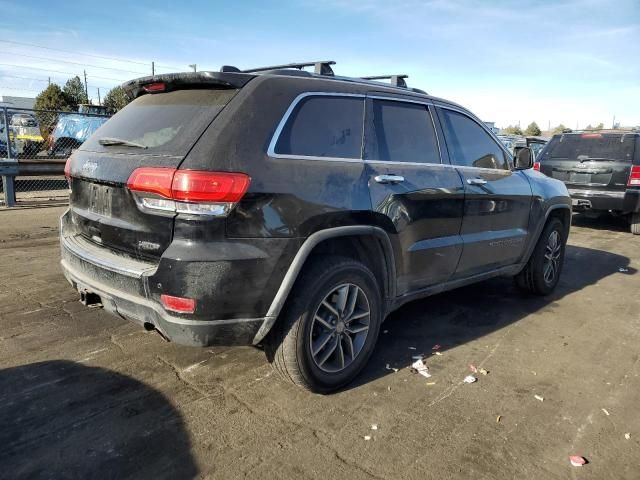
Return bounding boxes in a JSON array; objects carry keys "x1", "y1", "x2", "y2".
[
  {"x1": 0, "y1": 39, "x2": 183, "y2": 70},
  {"x1": 0, "y1": 73, "x2": 114, "y2": 90},
  {"x1": 0, "y1": 63, "x2": 126, "y2": 82},
  {"x1": 1, "y1": 51, "x2": 149, "y2": 75}
]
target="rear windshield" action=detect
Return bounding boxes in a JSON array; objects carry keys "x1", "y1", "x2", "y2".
[
  {"x1": 81, "y1": 89, "x2": 237, "y2": 156},
  {"x1": 539, "y1": 133, "x2": 636, "y2": 163}
]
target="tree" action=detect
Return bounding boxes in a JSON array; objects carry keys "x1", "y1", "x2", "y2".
[
  {"x1": 103, "y1": 86, "x2": 130, "y2": 114},
  {"x1": 63, "y1": 76, "x2": 88, "y2": 110},
  {"x1": 585, "y1": 124, "x2": 593, "y2": 130},
  {"x1": 551, "y1": 124, "x2": 568, "y2": 134},
  {"x1": 595, "y1": 122, "x2": 604, "y2": 130},
  {"x1": 524, "y1": 122, "x2": 541, "y2": 136},
  {"x1": 34, "y1": 84, "x2": 71, "y2": 137},
  {"x1": 501, "y1": 125, "x2": 522, "y2": 135}
]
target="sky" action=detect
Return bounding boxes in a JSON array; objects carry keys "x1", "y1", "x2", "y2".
[{"x1": 0, "y1": 0, "x2": 638, "y2": 129}]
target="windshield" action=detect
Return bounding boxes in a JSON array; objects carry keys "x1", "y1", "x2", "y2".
[
  {"x1": 82, "y1": 88, "x2": 238, "y2": 156},
  {"x1": 539, "y1": 133, "x2": 636, "y2": 163}
]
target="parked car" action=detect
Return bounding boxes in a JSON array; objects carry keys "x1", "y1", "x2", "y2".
[
  {"x1": 48, "y1": 112, "x2": 109, "y2": 157},
  {"x1": 60, "y1": 63, "x2": 572, "y2": 392},
  {"x1": 536, "y1": 131, "x2": 640, "y2": 234},
  {"x1": 513, "y1": 136, "x2": 549, "y2": 162},
  {"x1": 10, "y1": 113, "x2": 44, "y2": 156}
]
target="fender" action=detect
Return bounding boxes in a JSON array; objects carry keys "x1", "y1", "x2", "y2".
[
  {"x1": 252, "y1": 225, "x2": 396, "y2": 344},
  {"x1": 520, "y1": 203, "x2": 571, "y2": 268}
]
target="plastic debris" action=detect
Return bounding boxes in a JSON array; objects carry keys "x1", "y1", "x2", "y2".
[
  {"x1": 469, "y1": 364, "x2": 478, "y2": 373},
  {"x1": 534, "y1": 395, "x2": 544, "y2": 402},
  {"x1": 371, "y1": 424, "x2": 378, "y2": 431},
  {"x1": 625, "y1": 433, "x2": 631, "y2": 440},
  {"x1": 463, "y1": 375, "x2": 477, "y2": 384},
  {"x1": 408, "y1": 346, "x2": 417, "y2": 350},
  {"x1": 496, "y1": 415, "x2": 502, "y2": 423},
  {"x1": 411, "y1": 354, "x2": 424, "y2": 360},
  {"x1": 434, "y1": 351, "x2": 443, "y2": 356},
  {"x1": 619, "y1": 267, "x2": 629, "y2": 272},
  {"x1": 364, "y1": 435, "x2": 371, "y2": 441},
  {"x1": 478, "y1": 368, "x2": 489, "y2": 376},
  {"x1": 432, "y1": 344, "x2": 441, "y2": 350},
  {"x1": 569, "y1": 455, "x2": 587, "y2": 467},
  {"x1": 411, "y1": 359, "x2": 432, "y2": 378},
  {"x1": 601, "y1": 408, "x2": 610, "y2": 416},
  {"x1": 385, "y1": 363, "x2": 398, "y2": 372},
  {"x1": 426, "y1": 382, "x2": 436, "y2": 386}
]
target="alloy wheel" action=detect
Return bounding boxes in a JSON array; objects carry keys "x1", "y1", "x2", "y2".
[
  {"x1": 309, "y1": 283, "x2": 371, "y2": 373},
  {"x1": 543, "y1": 230, "x2": 562, "y2": 285}
]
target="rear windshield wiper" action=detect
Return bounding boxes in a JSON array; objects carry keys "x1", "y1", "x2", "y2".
[{"x1": 99, "y1": 137, "x2": 147, "y2": 149}]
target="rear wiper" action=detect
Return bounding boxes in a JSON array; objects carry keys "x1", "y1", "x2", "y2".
[
  {"x1": 99, "y1": 137, "x2": 147, "y2": 149},
  {"x1": 578, "y1": 157, "x2": 618, "y2": 163}
]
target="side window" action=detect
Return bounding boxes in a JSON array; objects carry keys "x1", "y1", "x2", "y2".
[
  {"x1": 274, "y1": 96, "x2": 364, "y2": 159},
  {"x1": 365, "y1": 100, "x2": 440, "y2": 163},
  {"x1": 439, "y1": 108, "x2": 509, "y2": 170}
]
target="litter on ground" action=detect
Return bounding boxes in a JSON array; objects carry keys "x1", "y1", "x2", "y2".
[
  {"x1": 569, "y1": 455, "x2": 587, "y2": 467},
  {"x1": 601, "y1": 408, "x2": 610, "y2": 416},
  {"x1": 432, "y1": 344, "x2": 441, "y2": 350},
  {"x1": 408, "y1": 346, "x2": 417, "y2": 350},
  {"x1": 434, "y1": 351, "x2": 443, "y2": 356},
  {"x1": 625, "y1": 433, "x2": 631, "y2": 440},
  {"x1": 534, "y1": 395, "x2": 544, "y2": 402},
  {"x1": 412, "y1": 354, "x2": 424, "y2": 360},
  {"x1": 469, "y1": 364, "x2": 478, "y2": 373},
  {"x1": 478, "y1": 368, "x2": 489, "y2": 375},
  {"x1": 463, "y1": 375, "x2": 477, "y2": 384},
  {"x1": 619, "y1": 267, "x2": 629, "y2": 272},
  {"x1": 364, "y1": 435, "x2": 371, "y2": 441},
  {"x1": 426, "y1": 382, "x2": 436, "y2": 386},
  {"x1": 496, "y1": 415, "x2": 502, "y2": 423},
  {"x1": 371, "y1": 424, "x2": 378, "y2": 430},
  {"x1": 411, "y1": 358, "x2": 432, "y2": 378},
  {"x1": 385, "y1": 364, "x2": 398, "y2": 372}
]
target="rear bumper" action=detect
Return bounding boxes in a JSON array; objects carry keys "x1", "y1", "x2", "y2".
[
  {"x1": 60, "y1": 212, "x2": 269, "y2": 347},
  {"x1": 568, "y1": 188, "x2": 640, "y2": 213}
]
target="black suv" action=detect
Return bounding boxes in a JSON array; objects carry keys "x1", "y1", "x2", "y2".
[
  {"x1": 536, "y1": 131, "x2": 640, "y2": 234},
  {"x1": 60, "y1": 61, "x2": 571, "y2": 392}
]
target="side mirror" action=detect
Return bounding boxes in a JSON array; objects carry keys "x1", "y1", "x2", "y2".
[{"x1": 514, "y1": 147, "x2": 533, "y2": 170}]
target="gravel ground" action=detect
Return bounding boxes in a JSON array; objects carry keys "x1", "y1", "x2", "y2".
[{"x1": 1, "y1": 206, "x2": 638, "y2": 479}]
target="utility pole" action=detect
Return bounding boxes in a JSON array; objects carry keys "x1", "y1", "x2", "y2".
[
  {"x1": 152, "y1": 61, "x2": 155, "y2": 76},
  {"x1": 48, "y1": 77, "x2": 51, "y2": 86},
  {"x1": 189, "y1": 64, "x2": 197, "y2": 72},
  {"x1": 83, "y1": 70, "x2": 88, "y2": 101},
  {"x1": 97, "y1": 87, "x2": 101, "y2": 106}
]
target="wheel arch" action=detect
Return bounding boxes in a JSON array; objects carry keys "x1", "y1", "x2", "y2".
[
  {"x1": 521, "y1": 203, "x2": 571, "y2": 267},
  {"x1": 252, "y1": 226, "x2": 396, "y2": 344}
]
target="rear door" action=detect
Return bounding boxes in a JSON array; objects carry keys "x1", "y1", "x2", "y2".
[
  {"x1": 436, "y1": 106, "x2": 532, "y2": 277},
  {"x1": 68, "y1": 88, "x2": 238, "y2": 260},
  {"x1": 365, "y1": 96, "x2": 465, "y2": 294},
  {"x1": 537, "y1": 133, "x2": 636, "y2": 194}
]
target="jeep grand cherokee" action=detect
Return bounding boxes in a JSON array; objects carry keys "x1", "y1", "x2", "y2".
[{"x1": 60, "y1": 61, "x2": 571, "y2": 392}]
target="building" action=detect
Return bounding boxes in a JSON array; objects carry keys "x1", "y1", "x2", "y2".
[
  {"x1": 483, "y1": 121, "x2": 500, "y2": 134},
  {"x1": 0, "y1": 95, "x2": 36, "y2": 110}
]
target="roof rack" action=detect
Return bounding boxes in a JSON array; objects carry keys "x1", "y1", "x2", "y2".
[
  {"x1": 241, "y1": 61, "x2": 336, "y2": 76},
  {"x1": 361, "y1": 75, "x2": 408, "y2": 88}
]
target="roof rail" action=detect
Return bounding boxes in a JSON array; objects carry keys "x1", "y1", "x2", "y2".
[
  {"x1": 242, "y1": 61, "x2": 336, "y2": 76},
  {"x1": 361, "y1": 75, "x2": 408, "y2": 88}
]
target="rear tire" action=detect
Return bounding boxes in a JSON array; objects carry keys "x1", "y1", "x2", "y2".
[
  {"x1": 631, "y1": 212, "x2": 640, "y2": 235},
  {"x1": 515, "y1": 218, "x2": 566, "y2": 295},
  {"x1": 264, "y1": 256, "x2": 382, "y2": 393}
]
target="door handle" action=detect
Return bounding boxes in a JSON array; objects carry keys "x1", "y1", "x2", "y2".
[
  {"x1": 374, "y1": 174, "x2": 405, "y2": 184},
  {"x1": 467, "y1": 178, "x2": 488, "y2": 185}
]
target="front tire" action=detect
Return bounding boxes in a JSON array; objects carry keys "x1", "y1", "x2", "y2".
[
  {"x1": 515, "y1": 218, "x2": 567, "y2": 295},
  {"x1": 264, "y1": 256, "x2": 382, "y2": 393}
]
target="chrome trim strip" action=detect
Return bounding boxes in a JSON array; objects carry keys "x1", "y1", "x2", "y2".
[
  {"x1": 568, "y1": 189, "x2": 625, "y2": 198},
  {"x1": 364, "y1": 159, "x2": 457, "y2": 168},
  {"x1": 62, "y1": 234, "x2": 157, "y2": 278}
]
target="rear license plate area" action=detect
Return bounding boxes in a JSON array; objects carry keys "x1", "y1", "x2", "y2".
[
  {"x1": 569, "y1": 172, "x2": 590, "y2": 184},
  {"x1": 88, "y1": 184, "x2": 113, "y2": 216}
]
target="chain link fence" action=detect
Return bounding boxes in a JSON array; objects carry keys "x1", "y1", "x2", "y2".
[{"x1": 1, "y1": 106, "x2": 110, "y2": 206}]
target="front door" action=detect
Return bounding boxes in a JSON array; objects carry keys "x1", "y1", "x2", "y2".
[
  {"x1": 365, "y1": 97, "x2": 465, "y2": 295},
  {"x1": 436, "y1": 106, "x2": 533, "y2": 278}
]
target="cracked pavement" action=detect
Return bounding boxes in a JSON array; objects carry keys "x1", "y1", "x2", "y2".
[{"x1": 1, "y1": 206, "x2": 639, "y2": 479}]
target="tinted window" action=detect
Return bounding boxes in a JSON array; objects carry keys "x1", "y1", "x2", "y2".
[
  {"x1": 274, "y1": 96, "x2": 364, "y2": 158},
  {"x1": 366, "y1": 100, "x2": 440, "y2": 163},
  {"x1": 538, "y1": 133, "x2": 636, "y2": 163},
  {"x1": 439, "y1": 109, "x2": 509, "y2": 170},
  {"x1": 82, "y1": 89, "x2": 237, "y2": 156}
]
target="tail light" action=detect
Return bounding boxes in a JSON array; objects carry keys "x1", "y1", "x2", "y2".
[
  {"x1": 143, "y1": 82, "x2": 167, "y2": 93},
  {"x1": 533, "y1": 162, "x2": 541, "y2": 171},
  {"x1": 628, "y1": 165, "x2": 640, "y2": 187},
  {"x1": 127, "y1": 167, "x2": 251, "y2": 216},
  {"x1": 160, "y1": 294, "x2": 196, "y2": 313}
]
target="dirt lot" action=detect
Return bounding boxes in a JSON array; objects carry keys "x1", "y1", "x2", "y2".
[{"x1": 1, "y1": 206, "x2": 639, "y2": 479}]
